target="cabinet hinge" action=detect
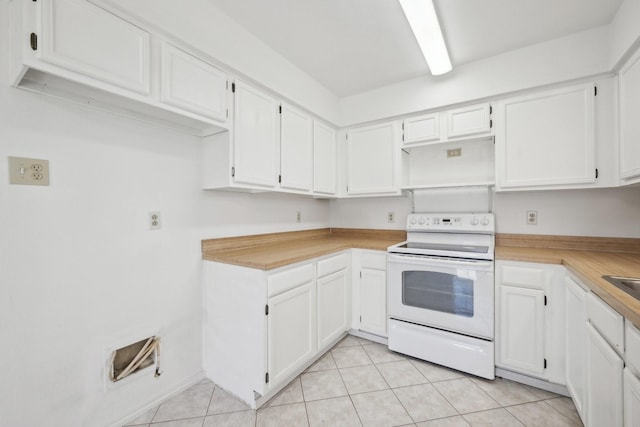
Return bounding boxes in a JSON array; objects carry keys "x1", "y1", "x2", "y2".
[
  {"x1": 265, "y1": 304, "x2": 269, "y2": 315},
  {"x1": 402, "y1": 122, "x2": 405, "y2": 130},
  {"x1": 544, "y1": 295, "x2": 547, "y2": 306},
  {"x1": 595, "y1": 168, "x2": 599, "y2": 179},
  {"x1": 278, "y1": 174, "x2": 281, "y2": 184},
  {"x1": 226, "y1": 108, "x2": 229, "y2": 119},
  {"x1": 360, "y1": 315, "x2": 362, "y2": 322},
  {"x1": 360, "y1": 271, "x2": 362, "y2": 278},
  {"x1": 265, "y1": 372, "x2": 269, "y2": 383},
  {"x1": 231, "y1": 166, "x2": 235, "y2": 177},
  {"x1": 544, "y1": 359, "x2": 547, "y2": 369},
  {"x1": 231, "y1": 82, "x2": 236, "y2": 93},
  {"x1": 30, "y1": 33, "x2": 38, "y2": 51},
  {"x1": 594, "y1": 86, "x2": 597, "y2": 96},
  {"x1": 278, "y1": 105, "x2": 282, "y2": 114},
  {"x1": 489, "y1": 119, "x2": 493, "y2": 129},
  {"x1": 402, "y1": 134, "x2": 404, "y2": 142},
  {"x1": 489, "y1": 105, "x2": 493, "y2": 115},
  {"x1": 226, "y1": 80, "x2": 228, "y2": 90}
]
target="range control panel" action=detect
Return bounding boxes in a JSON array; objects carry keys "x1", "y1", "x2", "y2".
[{"x1": 406, "y1": 213, "x2": 495, "y2": 233}]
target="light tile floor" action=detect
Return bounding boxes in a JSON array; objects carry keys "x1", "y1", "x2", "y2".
[{"x1": 123, "y1": 335, "x2": 583, "y2": 427}]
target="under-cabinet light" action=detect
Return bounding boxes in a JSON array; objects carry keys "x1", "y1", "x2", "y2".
[{"x1": 399, "y1": 0, "x2": 452, "y2": 75}]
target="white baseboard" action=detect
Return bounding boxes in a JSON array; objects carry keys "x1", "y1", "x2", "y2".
[
  {"x1": 110, "y1": 370, "x2": 205, "y2": 427},
  {"x1": 348, "y1": 329, "x2": 388, "y2": 345},
  {"x1": 495, "y1": 368, "x2": 570, "y2": 397}
]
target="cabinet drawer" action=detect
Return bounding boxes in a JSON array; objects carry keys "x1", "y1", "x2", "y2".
[
  {"x1": 626, "y1": 321, "x2": 640, "y2": 376},
  {"x1": 501, "y1": 265, "x2": 545, "y2": 290},
  {"x1": 317, "y1": 253, "x2": 349, "y2": 278},
  {"x1": 586, "y1": 292, "x2": 624, "y2": 354},
  {"x1": 268, "y1": 263, "x2": 314, "y2": 297},
  {"x1": 361, "y1": 252, "x2": 386, "y2": 270}
]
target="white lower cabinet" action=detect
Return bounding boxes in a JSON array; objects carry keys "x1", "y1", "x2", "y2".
[
  {"x1": 317, "y1": 254, "x2": 350, "y2": 350},
  {"x1": 495, "y1": 261, "x2": 565, "y2": 383},
  {"x1": 565, "y1": 276, "x2": 587, "y2": 421},
  {"x1": 498, "y1": 285, "x2": 545, "y2": 375},
  {"x1": 204, "y1": 252, "x2": 351, "y2": 408},
  {"x1": 354, "y1": 251, "x2": 388, "y2": 337},
  {"x1": 586, "y1": 322, "x2": 624, "y2": 427},
  {"x1": 267, "y1": 280, "x2": 316, "y2": 387},
  {"x1": 625, "y1": 368, "x2": 640, "y2": 426}
]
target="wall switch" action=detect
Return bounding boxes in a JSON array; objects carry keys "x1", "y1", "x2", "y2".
[
  {"x1": 8, "y1": 156, "x2": 50, "y2": 186},
  {"x1": 447, "y1": 148, "x2": 462, "y2": 158},
  {"x1": 388, "y1": 212, "x2": 395, "y2": 223},
  {"x1": 526, "y1": 210, "x2": 538, "y2": 225},
  {"x1": 296, "y1": 211, "x2": 301, "y2": 223},
  {"x1": 149, "y1": 211, "x2": 161, "y2": 230}
]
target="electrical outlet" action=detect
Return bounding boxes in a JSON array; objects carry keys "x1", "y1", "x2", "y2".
[
  {"x1": 526, "y1": 210, "x2": 538, "y2": 225},
  {"x1": 296, "y1": 211, "x2": 301, "y2": 223},
  {"x1": 149, "y1": 211, "x2": 161, "y2": 230},
  {"x1": 447, "y1": 148, "x2": 462, "y2": 158},
  {"x1": 8, "y1": 156, "x2": 50, "y2": 186},
  {"x1": 388, "y1": 212, "x2": 395, "y2": 223}
]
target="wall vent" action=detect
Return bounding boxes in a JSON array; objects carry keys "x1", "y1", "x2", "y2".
[{"x1": 109, "y1": 336, "x2": 161, "y2": 382}]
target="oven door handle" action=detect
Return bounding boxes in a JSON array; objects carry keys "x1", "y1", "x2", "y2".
[{"x1": 387, "y1": 253, "x2": 494, "y2": 269}]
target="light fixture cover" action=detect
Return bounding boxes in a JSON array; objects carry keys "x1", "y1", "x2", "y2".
[{"x1": 399, "y1": 0, "x2": 452, "y2": 75}]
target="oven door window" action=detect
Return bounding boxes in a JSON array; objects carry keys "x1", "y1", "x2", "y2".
[{"x1": 402, "y1": 271, "x2": 474, "y2": 317}]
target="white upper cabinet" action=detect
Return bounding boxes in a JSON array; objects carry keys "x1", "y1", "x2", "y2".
[
  {"x1": 346, "y1": 121, "x2": 400, "y2": 195},
  {"x1": 280, "y1": 103, "x2": 313, "y2": 192},
  {"x1": 233, "y1": 81, "x2": 280, "y2": 188},
  {"x1": 313, "y1": 121, "x2": 337, "y2": 195},
  {"x1": 496, "y1": 83, "x2": 596, "y2": 190},
  {"x1": 446, "y1": 103, "x2": 492, "y2": 138},
  {"x1": 619, "y1": 47, "x2": 640, "y2": 182},
  {"x1": 160, "y1": 42, "x2": 228, "y2": 121},
  {"x1": 39, "y1": 0, "x2": 151, "y2": 94},
  {"x1": 403, "y1": 113, "x2": 440, "y2": 146}
]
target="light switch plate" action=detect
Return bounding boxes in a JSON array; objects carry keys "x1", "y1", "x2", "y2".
[{"x1": 8, "y1": 157, "x2": 50, "y2": 186}]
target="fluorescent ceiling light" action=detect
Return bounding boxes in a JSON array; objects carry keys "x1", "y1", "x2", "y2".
[{"x1": 399, "y1": 0, "x2": 452, "y2": 75}]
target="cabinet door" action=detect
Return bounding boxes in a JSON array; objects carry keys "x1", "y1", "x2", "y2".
[
  {"x1": 160, "y1": 42, "x2": 227, "y2": 121},
  {"x1": 40, "y1": 0, "x2": 150, "y2": 94},
  {"x1": 360, "y1": 268, "x2": 387, "y2": 336},
  {"x1": 447, "y1": 103, "x2": 491, "y2": 138},
  {"x1": 313, "y1": 121, "x2": 337, "y2": 195},
  {"x1": 586, "y1": 323, "x2": 623, "y2": 427},
  {"x1": 268, "y1": 281, "x2": 316, "y2": 389},
  {"x1": 498, "y1": 285, "x2": 545, "y2": 376},
  {"x1": 565, "y1": 277, "x2": 587, "y2": 419},
  {"x1": 619, "y1": 49, "x2": 640, "y2": 180},
  {"x1": 347, "y1": 121, "x2": 399, "y2": 195},
  {"x1": 497, "y1": 84, "x2": 595, "y2": 189},
  {"x1": 233, "y1": 81, "x2": 279, "y2": 188},
  {"x1": 280, "y1": 103, "x2": 313, "y2": 191},
  {"x1": 317, "y1": 269, "x2": 349, "y2": 349},
  {"x1": 625, "y1": 369, "x2": 640, "y2": 427},
  {"x1": 403, "y1": 113, "x2": 440, "y2": 145}
]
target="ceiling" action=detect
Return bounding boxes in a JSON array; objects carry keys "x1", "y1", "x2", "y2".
[{"x1": 207, "y1": 0, "x2": 623, "y2": 97}]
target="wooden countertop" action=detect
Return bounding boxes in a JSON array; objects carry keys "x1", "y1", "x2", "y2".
[
  {"x1": 202, "y1": 228, "x2": 405, "y2": 270},
  {"x1": 496, "y1": 234, "x2": 640, "y2": 329},
  {"x1": 202, "y1": 229, "x2": 640, "y2": 328}
]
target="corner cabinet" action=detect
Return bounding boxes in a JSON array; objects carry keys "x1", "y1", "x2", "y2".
[
  {"x1": 565, "y1": 276, "x2": 588, "y2": 421},
  {"x1": 345, "y1": 121, "x2": 402, "y2": 196},
  {"x1": 204, "y1": 252, "x2": 351, "y2": 408},
  {"x1": 313, "y1": 122, "x2": 338, "y2": 196},
  {"x1": 619, "y1": 46, "x2": 640, "y2": 183},
  {"x1": 280, "y1": 103, "x2": 313, "y2": 192},
  {"x1": 495, "y1": 83, "x2": 596, "y2": 190}
]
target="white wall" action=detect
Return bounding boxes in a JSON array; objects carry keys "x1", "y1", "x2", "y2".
[
  {"x1": 494, "y1": 187, "x2": 640, "y2": 238},
  {"x1": 0, "y1": 11, "x2": 329, "y2": 424},
  {"x1": 329, "y1": 188, "x2": 640, "y2": 239}
]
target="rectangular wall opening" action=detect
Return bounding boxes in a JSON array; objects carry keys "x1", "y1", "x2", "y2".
[{"x1": 110, "y1": 336, "x2": 161, "y2": 382}]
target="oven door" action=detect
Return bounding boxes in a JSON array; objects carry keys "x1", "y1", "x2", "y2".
[{"x1": 387, "y1": 253, "x2": 494, "y2": 340}]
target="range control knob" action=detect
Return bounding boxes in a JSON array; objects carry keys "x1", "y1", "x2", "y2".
[
  {"x1": 470, "y1": 217, "x2": 479, "y2": 226},
  {"x1": 418, "y1": 217, "x2": 426, "y2": 225},
  {"x1": 410, "y1": 217, "x2": 417, "y2": 225},
  {"x1": 481, "y1": 217, "x2": 490, "y2": 226}
]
